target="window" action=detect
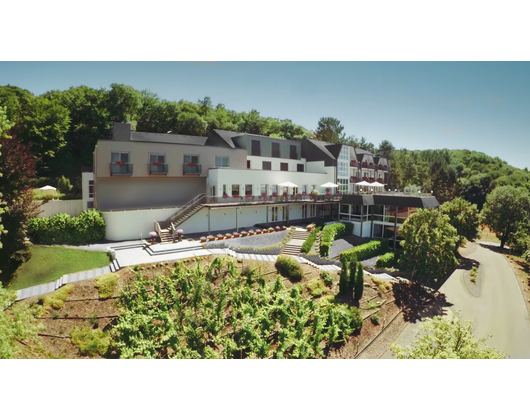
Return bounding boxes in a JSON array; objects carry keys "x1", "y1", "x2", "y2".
[
  {"x1": 150, "y1": 154, "x2": 165, "y2": 164},
  {"x1": 280, "y1": 162, "x2": 288, "y2": 171},
  {"x1": 302, "y1": 185, "x2": 307, "y2": 194},
  {"x1": 245, "y1": 184, "x2": 252, "y2": 196},
  {"x1": 247, "y1": 160, "x2": 251, "y2": 169},
  {"x1": 261, "y1": 184, "x2": 268, "y2": 195},
  {"x1": 262, "y1": 161, "x2": 271, "y2": 170},
  {"x1": 297, "y1": 164, "x2": 304, "y2": 172},
  {"x1": 111, "y1": 152, "x2": 129, "y2": 164},
  {"x1": 223, "y1": 185, "x2": 228, "y2": 195},
  {"x1": 232, "y1": 185, "x2": 240, "y2": 196},
  {"x1": 215, "y1": 156, "x2": 229, "y2": 168},
  {"x1": 271, "y1": 207, "x2": 278, "y2": 222},
  {"x1": 272, "y1": 142, "x2": 280, "y2": 158},
  {"x1": 290, "y1": 145, "x2": 297, "y2": 159},
  {"x1": 184, "y1": 155, "x2": 199, "y2": 164},
  {"x1": 88, "y1": 180, "x2": 94, "y2": 199},
  {"x1": 87, "y1": 201, "x2": 94, "y2": 209},
  {"x1": 272, "y1": 185, "x2": 278, "y2": 194},
  {"x1": 251, "y1": 140, "x2": 261, "y2": 156},
  {"x1": 184, "y1": 155, "x2": 200, "y2": 174},
  {"x1": 111, "y1": 152, "x2": 131, "y2": 175}
]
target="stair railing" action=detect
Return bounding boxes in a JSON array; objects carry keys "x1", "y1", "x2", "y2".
[
  {"x1": 154, "y1": 221, "x2": 162, "y2": 243},
  {"x1": 166, "y1": 193, "x2": 206, "y2": 223}
]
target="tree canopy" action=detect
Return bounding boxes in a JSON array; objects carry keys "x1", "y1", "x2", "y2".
[
  {"x1": 399, "y1": 209, "x2": 459, "y2": 278},
  {"x1": 390, "y1": 312, "x2": 507, "y2": 359},
  {"x1": 480, "y1": 185, "x2": 530, "y2": 249},
  {"x1": 439, "y1": 197, "x2": 480, "y2": 247}
]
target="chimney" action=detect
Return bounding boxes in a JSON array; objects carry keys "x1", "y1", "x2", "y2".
[{"x1": 113, "y1": 122, "x2": 132, "y2": 141}]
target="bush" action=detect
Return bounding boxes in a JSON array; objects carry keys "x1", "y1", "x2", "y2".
[
  {"x1": 320, "y1": 223, "x2": 349, "y2": 257},
  {"x1": 57, "y1": 175, "x2": 72, "y2": 194},
  {"x1": 95, "y1": 273, "x2": 119, "y2": 299},
  {"x1": 371, "y1": 314, "x2": 380, "y2": 325},
  {"x1": 320, "y1": 270, "x2": 334, "y2": 287},
  {"x1": 340, "y1": 239, "x2": 388, "y2": 262},
  {"x1": 306, "y1": 279, "x2": 327, "y2": 297},
  {"x1": 39, "y1": 284, "x2": 73, "y2": 310},
  {"x1": 301, "y1": 227, "x2": 320, "y2": 254},
  {"x1": 376, "y1": 252, "x2": 399, "y2": 269},
  {"x1": 275, "y1": 255, "x2": 303, "y2": 282},
  {"x1": 354, "y1": 263, "x2": 364, "y2": 300},
  {"x1": 70, "y1": 326, "x2": 110, "y2": 356},
  {"x1": 27, "y1": 210, "x2": 106, "y2": 245}
]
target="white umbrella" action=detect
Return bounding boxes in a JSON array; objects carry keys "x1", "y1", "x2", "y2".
[
  {"x1": 355, "y1": 181, "x2": 371, "y2": 186},
  {"x1": 370, "y1": 181, "x2": 385, "y2": 187},
  {"x1": 278, "y1": 181, "x2": 299, "y2": 188},
  {"x1": 39, "y1": 185, "x2": 57, "y2": 191},
  {"x1": 321, "y1": 182, "x2": 339, "y2": 188}
]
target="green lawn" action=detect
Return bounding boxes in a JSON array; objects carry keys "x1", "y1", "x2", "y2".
[{"x1": 8, "y1": 245, "x2": 110, "y2": 290}]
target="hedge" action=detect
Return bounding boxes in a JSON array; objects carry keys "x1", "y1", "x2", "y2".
[
  {"x1": 27, "y1": 210, "x2": 106, "y2": 245},
  {"x1": 319, "y1": 222, "x2": 353, "y2": 257},
  {"x1": 375, "y1": 252, "x2": 400, "y2": 269},
  {"x1": 301, "y1": 227, "x2": 321, "y2": 254},
  {"x1": 340, "y1": 239, "x2": 389, "y2": 262}
]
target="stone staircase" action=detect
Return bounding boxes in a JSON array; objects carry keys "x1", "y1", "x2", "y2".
[{"x1": 281, "y1": 228, "x2": 310, "y2": 256}]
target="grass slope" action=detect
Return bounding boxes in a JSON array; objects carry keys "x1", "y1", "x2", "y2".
[{"x1": 9, "y1": 245, "x2": 110, "y2": 290}]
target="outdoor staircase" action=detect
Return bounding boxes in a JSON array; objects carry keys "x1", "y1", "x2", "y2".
[
  {"x1": 170, "y1": 203, "x2": 203, "y2": 230},
  {"x1": 281, "y1": 228, "x2": 310, "y2": 256},
  {"x1": 158, "y1": 229, "x2": 173, "y2": 243}
]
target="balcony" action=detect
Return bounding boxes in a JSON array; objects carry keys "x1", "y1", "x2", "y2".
[
  {"x1": 110, "y1": 162, "x2": 133, "y2": 176},
  {"x1": 183, "y1": 163, "x2": 202, "y2": 175},
  {"x1": 206, "y1": 194, "x2": 341, "y2": 206},
  {"x1": 369, "y1": 177, "x2": 375, "y2": 182},
  {"x1": 378, "y1": 164, "x2": 389, "y2": 171},
  {"x1": 149, "y1": 163, "x2": 168, "y2": 175},
  {"x1": 351, "y1": 160, "x2": 359, "y2": 167}
]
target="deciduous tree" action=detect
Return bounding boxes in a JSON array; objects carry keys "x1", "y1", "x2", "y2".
[
  {"x1": 390, "y1": 312, "x2": 506, "y2": 359},
  {"x1": 399, "y1": 209, "x2": 458, "y2": 278},
  {"x1": 439, "y1": 197, "x2": 480, "y2": 247},
  {"x1": 480, "y1": 185, "x2": 530, "y2": 249}
]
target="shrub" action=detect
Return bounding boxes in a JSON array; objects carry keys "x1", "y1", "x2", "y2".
[
  {"x1": 301, "y1": 227, "x2": 321, "y2": 254},
  {"x1": 95, "y1": 273, "x2": 119, "y2": 299},
  {"x1": 320, "y1": 270, "x2": 333, "y2": 287},
  {"x1": 340, "y1": 239, "x2": 388, "y2": 262},
  {"x1": 375, "y1": 252, "x2": 399, "y2": 269},
  {"x1": 70, "y1": 326, "x2": 110, "y2": 356},
  {"x1": 27, "y1": 210, "x2": 106, "y2": 245},
  {"x1": 275, "y1": 255, "x2": 303, "y2": 282},
  {"x1": 40, "y1": 284, "x2": 73, "y2": 311},
  {"x1": 306, "y1": 279, "x2": 327, "y2": 297},
  {"x1": 320, "y1": 223, "x2": 345, "y2": 257},
  {"x1": 354, "y1": 263, "x2": 364, "y2": 300},
  {"x1": 371, "y1": 314, "x2": 380, "y2": 325},
  {"x1": 57, "y1": 175, "x2": 73, "y2": 194}
]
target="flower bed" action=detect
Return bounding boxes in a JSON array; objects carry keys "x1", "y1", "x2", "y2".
[
  {"x1": 233, "y1": 232, "x2": 240, "y2": 238},
  {"x1": 256, "y1": 229, "x2": 262, "y2": 235},
  {"x1": 275, "y1": 226, "x2": 281, "y2": 232},
  {"x1": 200, "y1": 236, "x2": 207, "y2": 243},
  {"x1": 217, "y1": 234, "x2": 224, "y2": 240},
  {"x1": 225, "y1": 233, "x2": 232, "y2": 239},
  {"x1": 241, "y1": 231, "x2": 248, "y2": 237},
  {"x1": 248, "y1": 230, "x2": 255, "y2": 235},
  {"x1": 207, "y1": 235, "x2": 215, "y2": 241}
]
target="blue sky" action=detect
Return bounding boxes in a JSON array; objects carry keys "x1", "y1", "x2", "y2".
[{"x1": 1, "y1": 61, "x2": 529, "y2": 169}]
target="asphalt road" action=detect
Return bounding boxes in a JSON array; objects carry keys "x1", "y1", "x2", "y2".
[{"x1": 382, "y1": 243, "x2": 530, "y2": 358}]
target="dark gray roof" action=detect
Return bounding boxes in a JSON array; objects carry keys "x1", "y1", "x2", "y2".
[
  {"x1": 303, "y1": 138, "x2": 337, "y2": 161},
  {"x1": 355, "y1": 147, "x2": 374, "y2": 156},
  {"x1": 130, "y1": 131, "x2": 208, "y2": 146},
  {"x1": 373, "y1": 195, "x2": 440, "y2": 208},
  {"x1": 211, "y1": 129, "x2": 242, "y2": 148}
]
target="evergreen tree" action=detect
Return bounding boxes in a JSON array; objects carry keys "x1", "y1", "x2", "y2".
[
  {"x1": 354, "y1": 262, "x2": 364, "y2": 300},
  {"x1": 339, "y1": 253, "x2": 350, "y2": 295}
]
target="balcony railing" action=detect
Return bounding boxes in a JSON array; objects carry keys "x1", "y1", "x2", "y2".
[
  {"x1": 183, "y1": 163, "x2": 201, "y2": 175},
  {"x1": 351, "y1": 160, "x2": 359, "y2": 166},
  {"x1": 206, "y1": 194, "x2": 341, "y2": 205},
  {"x1": 149, "y1": 163, "x2": 168, "y2": 175},
  {"x1": 110, "y1": 163, "x2": 133, "y2": 176}
]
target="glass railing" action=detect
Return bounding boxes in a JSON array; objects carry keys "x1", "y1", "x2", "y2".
[
  {"x1": 206, "y1": 194, "x2": 341, "y2": 205},
  {"x1": 149, "y1": 163, "x2": 168, "y2": 175},
  {"x1": 110, "y1": 163, "x2": 133, "y2": 176},
  {"x1": 183, "y1": 164, "x2": 202, "y2": 174}
]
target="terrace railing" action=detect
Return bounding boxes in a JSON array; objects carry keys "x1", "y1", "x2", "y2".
[
  {"x1": 149, "y1": 163, "x2": 168, "y2": 175},
  {"x1": 206, "y1": 194, "x2": 341, "y2": 205},
  {"x1": 183, "y1": 164, "x2": 202, "y2": 175},
  {"x1": 110, "y1": 163, "x2": 133, "y2": 176}
]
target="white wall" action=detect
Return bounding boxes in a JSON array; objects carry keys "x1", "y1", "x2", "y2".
[
  {"x1": 102, "y1": 207, "x2": 178, "y2": 241},
  {"x1": 247, "y1": 156, "x2": 306, "y2": 172},
  {"x1": 38, "y1": 200, "x2": 84, "y2": 218},
  {"x1": 82, "y1": 172, "x2": 94, "y2": 211}
]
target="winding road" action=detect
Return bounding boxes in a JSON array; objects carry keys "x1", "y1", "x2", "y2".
[{"x1": 382, "y1": 243, "x2": 530, "y2": 358}]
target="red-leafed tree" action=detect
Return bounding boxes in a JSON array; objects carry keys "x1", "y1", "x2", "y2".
[{"x1": 0, "y1": 135, "x2": 42, "y2": 284}]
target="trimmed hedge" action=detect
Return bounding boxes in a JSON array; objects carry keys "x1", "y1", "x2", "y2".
[
  {"x1": 27, "y1": 210, "x2": 106, "y2": 245},
  {"x1": 275, "y1": 255, "x2": 303, "y2": 282},
  {"x1": 319, "y1": 222, "x2": 353, "y2": 257},
  {"x1": 375, "y1": 252, "x2": 400, "y2": 269},
  {"x1": 340, "y1": 239, "x2": 389, "y2": 262},
  {"x1": 301, "y1": 227, "x2": 321, "y2": 254}
]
